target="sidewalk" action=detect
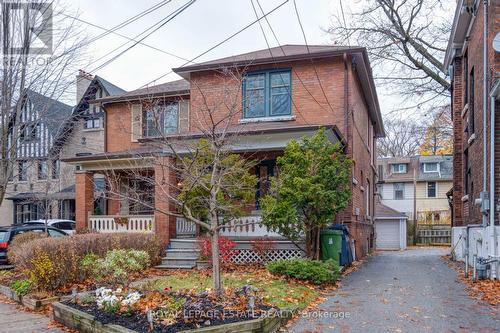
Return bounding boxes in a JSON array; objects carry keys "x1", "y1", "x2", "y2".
[{"x1": 0, "y1": 296, "x2": 64, "y2": 333}]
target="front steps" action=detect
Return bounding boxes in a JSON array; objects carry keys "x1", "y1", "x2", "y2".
[{"x1": 156, "y1": 238, "x2": 199, "y2": 269}]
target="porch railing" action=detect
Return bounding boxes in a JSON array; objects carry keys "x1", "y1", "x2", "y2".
[
  {"x1": 175, "y1": 215, "x2": 283, "y2": 238},
  {"x1": 88, "y1": 215, "x2": 155, "y2": 233},
  {"x1": 176, "y1": 217, "x2": 196, "y2": 236}
]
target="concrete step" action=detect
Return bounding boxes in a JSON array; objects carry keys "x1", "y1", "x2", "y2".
[
  {"x1": 155, "y1": 263, "x2": 195, "y2": 269},
  {"x1": 164, "y1": 248, "x2": 200, "y2": 259},
  {"x1": 168, "y1": 238, "x2": 197, "y2": 249},
  {"x1": 161, "y1": 257, "x2": 197, "y2": 268}
]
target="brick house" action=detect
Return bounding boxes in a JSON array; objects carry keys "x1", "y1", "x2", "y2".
[
  {"x1": 0, "y1": 72, "x2": 125, "y2": 226},
  {"x1": 67, "y1": 45, "x2": 384, "y2": 263},
  {"x1": 444, "y1": 0, "x2": 499, "y2": 277}
]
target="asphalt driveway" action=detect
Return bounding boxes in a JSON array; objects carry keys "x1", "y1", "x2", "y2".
[{"x1": 289, "y1": 248, "x2": 499, "y2": 333}]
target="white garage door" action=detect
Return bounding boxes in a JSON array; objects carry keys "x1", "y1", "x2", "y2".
[{"x1": 376, "y1": 220, "x2": 401, "y2": 250}]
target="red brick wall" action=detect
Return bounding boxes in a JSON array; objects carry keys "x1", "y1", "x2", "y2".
[
  {"x1": 451, "y1": 1, "x2": 500, "y2": 226},
  {"x1": 101, "y1": 56, "x2": 379, "y2": 255}
]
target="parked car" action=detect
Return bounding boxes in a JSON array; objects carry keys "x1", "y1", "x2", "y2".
[
  {"x1": 24, "y1": 219, "x2": 76, "y2": 234},
  {"x1": 0, "y1": 225, "x2": 68, "y2": 265}
]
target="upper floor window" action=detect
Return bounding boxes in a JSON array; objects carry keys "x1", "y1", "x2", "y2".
[
  {"x1": 393, "y1": 183, "x2": 404, "y2": 200},
  {"x1": 427, "y1": 181, "x2": 436, "y2": 198},
  {"x1": 52, "y1": 160, "x2": 60, "y2": 179},
  {"x1": 84, "y1": 117, "x2": 101, "y2": 129},
  {"x1": 423, "y1": 162, "x2": 439, "y2": 173},
  {"x1": 391, "y1": 163, "x2": 407, "y2": 173},
  {"x1": 38, "y1": 160, "x2": 48, "y2": 180},
  {"x1": 144, "y1": 103, "x2": 179, "y2": 137},
  {"x1": 18, "y1": 160, "x2": 28, "y2": 181},
  {"x1": 243, "y1": 70, "x2": 291, "y2": 119}
]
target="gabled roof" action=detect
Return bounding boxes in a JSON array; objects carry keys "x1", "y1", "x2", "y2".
[
  {"x1": 96, "y1": 79, "x2": 190, "y2": 104},
  {"x1": 375, "y1": 202, "x2": 408, "y2": 219},
  {"x1": 25, "y1": 90, "x2": 73, "y2": 137},
  {"x1": 95, "y1": 76, "x2": 126, "y2": 96},
  {"x1": 172, "y1": 45, "x2": 360, "y2": 73}
]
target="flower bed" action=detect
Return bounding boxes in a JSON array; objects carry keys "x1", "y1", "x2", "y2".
[{"x1": 55, "y1": 285, "x2": 291, "y2": 333}]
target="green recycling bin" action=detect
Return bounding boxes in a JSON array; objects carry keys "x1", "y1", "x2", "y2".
[{"x1": 320, "y1": 229, "x2": 342, "y2": 263}]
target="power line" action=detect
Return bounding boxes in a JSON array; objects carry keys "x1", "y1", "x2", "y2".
[
  {"x1": 62, "y1": 13, "x2": 194, "y2": 64},
  {"x1": 339, "y1": 0, "x2": 351, "y2": 46},
  {"x1": 292, "y1": 0, "x2": 336, "y2": 114},
  {"x1": 84, "y1": 0, "x2": 173, "y2": 46},
  {"x1": 139, "y1": 0, "x2": 290, "y2": 88},
  {"x1": 253, "y1": 0, "x2": 331, "y2": 115},
  {"x1": 90, "y1": 0, "x2": 196, "y2": 74}
]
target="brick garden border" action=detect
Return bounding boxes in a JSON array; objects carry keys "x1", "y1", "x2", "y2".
[{"x1": 53, "y1": 301, "x2": 292, "y2": 333}]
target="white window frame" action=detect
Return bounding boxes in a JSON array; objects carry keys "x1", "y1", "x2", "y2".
[
  {"x1": 391, "y1": 163, "x2": 407, "y2": 173},
  {"x1": 393, "y1": 183, "x2": 405, "y2": 200},
  {"x1": 427, "y1": 181, "x2": 437, "y2": 198},
  {"x1": 423, "y1": 162, "x2": 439, "y2": 173}
]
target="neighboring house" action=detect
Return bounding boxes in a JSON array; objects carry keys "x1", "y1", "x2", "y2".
[
  {"x1": 377, "y1": 155, "x2": 453, "y2": 224},
  {"x1": 0, "y1": 90, "x2": 73, "y2": 226},
  {"x1": 443, "y1": 0, "x2": 499, "y2": 278},
  {"x1": 66, "y1": 45, "x2": 385, "y2": 261},
  {"x1": 0, "y1": 71, "x2": 125, "y2": 226}
]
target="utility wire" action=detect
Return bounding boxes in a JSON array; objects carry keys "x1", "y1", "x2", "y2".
[
  {"x1": 253, "y1": 0, "x2": 331, "y2": 114},
  {"x1": 62, "y1": 13, "x2": 194, "y2": 64},
  {"x1": 139, "y1": 0, "x2": 289, "y2": 88},
  {"x1": 292, "y1": 0, "x2": 336, "y2": 114},
  {"x1": 90, "y1": 0, "x2": 196, "y2": 74}
]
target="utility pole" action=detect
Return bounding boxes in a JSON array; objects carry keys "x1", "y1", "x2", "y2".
[{"x1": 413, "y1": 167, "x2": 417, "y2": 245}]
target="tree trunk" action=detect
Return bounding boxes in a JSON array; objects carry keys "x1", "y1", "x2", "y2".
[
  {"x1": 211, "y1": 230, "x2": 222, "y2": 295},
  {"x1": 314, "y1": 226, "x2": 321, "y2": 260},
  {"x1": 305, "y1": 228, "x2": 312, "y2": 258}
]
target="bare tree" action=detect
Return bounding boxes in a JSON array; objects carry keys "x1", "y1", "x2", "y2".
[
  {"x1": 0, "y1": 0, "x2": 86, "y2": 208},
  {"x1": 103, "y1": 69, "x2": 259, "y2": 294},
  {"x1": 377, "y1": 118, "x2": 424, "y2": 157},
  {"x1": 328, "y1": 0, "x2": 454, "y2": 112}
]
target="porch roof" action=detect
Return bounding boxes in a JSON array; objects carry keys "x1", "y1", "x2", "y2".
[{"x1": 62, "y1": 124, "x2": 344, "y2": 165}]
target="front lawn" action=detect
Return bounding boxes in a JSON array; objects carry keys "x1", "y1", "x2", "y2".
[{"x1": 140, "y1": 269, "x2": 319, "y2": 310}]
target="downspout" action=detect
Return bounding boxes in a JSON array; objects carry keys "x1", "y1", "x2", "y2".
[
  {"x1": 489, "y1": 80, "x2": 499, "y2": 279},
  {"x1": 482, "y1": 0, "x2": 489, "y2": 227}
]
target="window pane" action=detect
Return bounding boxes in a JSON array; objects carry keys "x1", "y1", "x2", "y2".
[
  {"x1": 245, "y1": 89, "x2": 266, "y2": 118},
  {"x1": 246, "y1": 74, "x2": 265, "y2": 89},
  {"x1": 270, "y1": 72, "x2": 291, "y2": 87},
  {"x1": 48, "y1": 229, "x2": 65, "y2": 237},
  {"x1": 271, "y1": 88, "x2": 291, "y2": 116},
  {"x1": 145, "y1": 109, "x2": 160, "y2": 137},
  {"x1": 163, "y1": 104, "x2": 178, "y2": 134},
  {"x1": 94, "y1": 118, "x2": 100, "y2": 128}
]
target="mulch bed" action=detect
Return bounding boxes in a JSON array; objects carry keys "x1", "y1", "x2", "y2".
[{"x1": 65, "y1": 301, "x2": 269, "y2": 333}]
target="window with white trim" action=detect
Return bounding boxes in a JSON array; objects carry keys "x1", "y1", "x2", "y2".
[
  {"x1": 423, "y1": 162, "x2": 439, "y2": 173},
  {"x1": 391, "y1": 163, "x2": 407, "y2": 173},
  {"x1": 393, "y1": 183, "x2": 404, "y2": 200},
  {"x1": 143, "y1": 103, "x2": 179, "y2": 137},
  {"x1": 427, "y1": 181, "x2": 436, "y2": 198}
]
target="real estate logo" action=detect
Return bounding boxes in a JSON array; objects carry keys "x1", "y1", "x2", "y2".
[{"x1": 2, "y1": 1, "x2": 53, "y2": 55}]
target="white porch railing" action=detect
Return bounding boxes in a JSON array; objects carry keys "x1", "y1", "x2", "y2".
[
  {"x1": 220, "y1": 215, "x2": 282, "y2": 238},
  {"x1": 176, "y1": 217, "x2": 196, "y2": 236},
  {"x1": 88, "y1": 215, "x2": 155, "y2": 233},
  {"x1": 175, "y1": 215, "x2": 282, "y2": 238}
]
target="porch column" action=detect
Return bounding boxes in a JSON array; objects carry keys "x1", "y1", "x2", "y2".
[
  {"x1": 154, "y1": 156, "x2": 177, "y2": 244},
  {"x1": 75, "y1": 171, "x2": 94, "y2": 232}
]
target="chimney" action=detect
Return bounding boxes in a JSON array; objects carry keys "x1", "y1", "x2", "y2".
[{"x1": 76, "y1": 69, "x2": 93, "y2": 104}]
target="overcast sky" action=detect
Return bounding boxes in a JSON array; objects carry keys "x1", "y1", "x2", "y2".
[{"x1": 66, "y1": 0, "x2": 396, "y2": 115}]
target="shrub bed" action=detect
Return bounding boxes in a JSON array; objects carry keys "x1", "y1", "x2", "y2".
[
  {"x1": 266, "y1": 258, "x2": 340, "y2": 284},
  {"x1": 8, "y1": 233, "x2": 163, "y2": 291}
]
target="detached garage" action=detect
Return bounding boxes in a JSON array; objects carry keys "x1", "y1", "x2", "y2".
[{"x1": 375, "y1": 202, "x2": 407, "y2": 250}]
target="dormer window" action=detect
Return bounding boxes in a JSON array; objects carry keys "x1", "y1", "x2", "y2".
[
  {"x1": 423, "y1": 162, "x2": 439, "y2": 173},
  {"x1": 243, "y1": 70, "x2": 291, "y2": 119},
  {"x1": 391, "y1": 163, "x2": 406, "y2": 173}
]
